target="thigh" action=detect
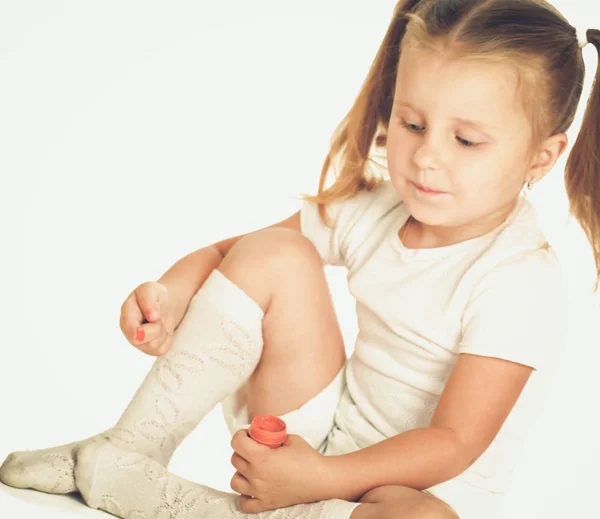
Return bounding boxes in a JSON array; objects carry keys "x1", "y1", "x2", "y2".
[
  {"x1": 355, "y1": 485, "x2": 460, "y2": 519},
  {"x1": 222, "y1": 360, "x2": 347, "y2": 452},
  {"x1": 218, "y1": 227, "x2": 347, "y2": 420}
]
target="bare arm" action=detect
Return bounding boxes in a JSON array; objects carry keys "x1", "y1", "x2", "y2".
[
  {"x1": 157, "y1": 211, "x2": 301, "y2": 330},
  {"x1": 318, "y1": 353, "x2": 533, "y2": 502}
]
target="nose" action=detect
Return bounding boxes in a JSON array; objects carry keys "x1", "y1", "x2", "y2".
[{"x1": 412, "y1": 134, "x2": 441, "y2": 171}]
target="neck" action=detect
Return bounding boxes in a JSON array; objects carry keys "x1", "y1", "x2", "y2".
[{"x1": 404, "y1": 198, "x2": 520, "y2": 249}]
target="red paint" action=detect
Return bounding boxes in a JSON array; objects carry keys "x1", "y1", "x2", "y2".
[{"x1": 136, "y1": 327, "x2": 145, "y2": 342}]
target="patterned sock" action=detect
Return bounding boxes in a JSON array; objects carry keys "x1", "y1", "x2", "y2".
[
  {"x1": 74, "y1": 439, "x2": 360, "y2": 519},
  {"x1": 0, "y1": 270, "x2": 264, "y2": 494}
]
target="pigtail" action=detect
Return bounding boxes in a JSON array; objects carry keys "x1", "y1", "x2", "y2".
[
  {"x1": 301, "y1": 0, "x2": 426, "y2": 226},
  {"x1": 565, "y1": 29, "x2": 600, "y2": 291}
]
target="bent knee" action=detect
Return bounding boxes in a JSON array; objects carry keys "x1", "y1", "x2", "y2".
[
  {"x1": 223, "y1": 226, "x2": 322, "y2": 272},
  {"x1": 217, "y1": 227, "x2": 325, "y2": 310}
]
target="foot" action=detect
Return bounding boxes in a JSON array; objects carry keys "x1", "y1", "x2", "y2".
[
  {"x1": 0, "y1": 432, "x2": 112, "y2": 493},
  {"x1": 0, "y1": 426, "x2": 170, "y2": 494}
]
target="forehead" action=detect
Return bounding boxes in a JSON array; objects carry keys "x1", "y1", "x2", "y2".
[{"x1": 395, "y1": 44, "x2": 528, "y2": 132}]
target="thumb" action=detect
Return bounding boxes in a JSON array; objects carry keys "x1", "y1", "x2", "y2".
[
  {"x1": 139, "y1": 283, "x2": 167, "y2": 323},
  {"x1": 150, "y1": 283, "x2": 169, "y2": 322}
]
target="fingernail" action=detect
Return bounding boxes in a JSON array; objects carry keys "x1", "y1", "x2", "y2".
[{"x1": 136, "y1": 327, "x2": 145, "y2": 342}]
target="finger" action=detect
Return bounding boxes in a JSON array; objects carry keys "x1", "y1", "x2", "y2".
[
  {"x1": 230, "y1": 429, "x2": 248, "y2": 450},
  {"x1": 136, "y1": 326, "x2": 173, "y2": 357},
  {"x1": 132, "y1": 321, "x2": 164, "y2": 348},
  {"x1": 238, "y1": 494, "x2": 267, "y2": 514},
  {"x1": 137, "y1": 282, "x2": 168, "y2": 323},
  {"x1": 155, "y1": 333, "x2": 174, "y2": 357},
  {"x1": 230, "y1": 452, "x2": 251, "y2": 477},
  {"x1": 230, "y1": 429, "x2": 260, "y2": 461},
  {"x1": 120, "y1": 293, "x2": 144, "y2": 339},
  {"x1": 230, "y1": 471, "x2": 254, "y2": 498},
  {"x1": 160, "y1": 314, "x2": 176, "y2": 336}
]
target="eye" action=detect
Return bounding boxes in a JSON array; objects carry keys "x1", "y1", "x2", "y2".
[
  {"x1": 400, "y1": 119, "x2": 481, "y2": 148},
  {"x1": 401, "y1": 121, "x2": 425, "y2": 133},
  {"x1": 456, "y1": 136, "x2": 478, "y2": 148}
]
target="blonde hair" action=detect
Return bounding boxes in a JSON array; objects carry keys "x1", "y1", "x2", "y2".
[{"x1": 301, "y1": 0, "x2": 600, "y2": 289}]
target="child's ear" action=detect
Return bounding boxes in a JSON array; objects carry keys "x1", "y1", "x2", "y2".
[{"x1": 529, "y1": 133, "x2": 569, "y2": 180}]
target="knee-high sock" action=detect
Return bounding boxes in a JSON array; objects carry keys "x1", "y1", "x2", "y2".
[
  {"x1": 74, "y1": 439, "x2": 361, "y2": 519},
  {"x1": 0, "y1": 270, "x2": 264, "y2": 494}
]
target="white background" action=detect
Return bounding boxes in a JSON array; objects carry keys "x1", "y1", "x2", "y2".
[{"x1": 1, "y1": 1, "x2": 598, "y2": 518}]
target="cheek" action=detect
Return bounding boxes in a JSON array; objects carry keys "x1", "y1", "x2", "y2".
[
  {"x1": 386, "y1": 129, "x2": 410, "y2": 172},
  {"x1": 455, "y1": 160, "x2": 515, "y2": 206}
]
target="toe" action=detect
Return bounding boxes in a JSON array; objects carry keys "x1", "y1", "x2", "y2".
[{"x1": 0, "y1": 453, "x2": 27, "y2": 488}]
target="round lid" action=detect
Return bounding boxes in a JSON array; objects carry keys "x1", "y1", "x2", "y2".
[{"x1": 249, "y1": 415, "x2": 287, "y2": 446}]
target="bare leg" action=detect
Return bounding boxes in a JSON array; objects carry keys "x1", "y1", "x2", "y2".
[{"x1": 217, "y1": 226, "x2": 347, "y2": 421}]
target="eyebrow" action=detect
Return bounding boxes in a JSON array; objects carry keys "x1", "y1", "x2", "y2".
[{"x1": 395, "y1": 101, "x2": 500, "y2": 133}]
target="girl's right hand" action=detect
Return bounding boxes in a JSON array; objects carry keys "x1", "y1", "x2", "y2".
[{"x1": 119, "y1": 281, "x2": 174, "y2": 357}]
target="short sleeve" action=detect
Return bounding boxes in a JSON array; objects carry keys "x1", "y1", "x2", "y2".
[
  {"x1": 459, "y1": 249, "x2": 569, "y2": 371},
  {"x1": 300, "y1": 197, "x2": 347, "y2": 266},
  {"x1": 300, "y1": 183, "x2": 397, "y2": 267}
]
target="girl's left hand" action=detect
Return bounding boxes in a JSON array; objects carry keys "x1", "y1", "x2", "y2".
[{"x1": 229, "y1": 429, "x2": 332, "y2": 513}]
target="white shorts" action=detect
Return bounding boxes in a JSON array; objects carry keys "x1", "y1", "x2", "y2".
[
  {"x1": 222, "y1": 361, "x2": 502, "y2": 519},
  {"x1": 222, "y1": 363, "x2": 349, "y2": 455}
]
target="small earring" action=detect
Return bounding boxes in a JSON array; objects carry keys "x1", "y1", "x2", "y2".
[{"x1": 526, "y1": 178, "x2": 536, "y2": 190}]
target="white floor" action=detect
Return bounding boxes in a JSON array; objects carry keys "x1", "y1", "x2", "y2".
[{"x1": 0, "y1": 486, "x2": 105, "y2": 519}]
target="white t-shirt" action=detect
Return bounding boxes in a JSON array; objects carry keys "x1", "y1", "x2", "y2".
[{"x1": 300, "y1": 180, "x2": 568, "y2": 517}]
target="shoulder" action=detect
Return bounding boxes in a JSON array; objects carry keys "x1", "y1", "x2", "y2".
[
  {"x1": 460, "y1": 247, "x2": 568, "y2": 370},
  {"x1": 300, "y1": 180, "x2": 402, "y2": 266},
  {"x1": 477, "y1": 246, "x2": 566, "y2": 299},
  {"x1": 302, "y1": 179, "x2": 401, "y2": 233},
  {"x1": 485, "y1": 196, "x2": 565, "y2": 288},
  {"x1": 471, "y1": 193, "x2": 567, "y2": 304},
  {"x1": 328, "y1": 179, "x2": 400, "y2": 217},
  {"x1": 337, "y1": 180, "x2": 401, "y2": 227},
  {"x1": 461, "y1": 196, "x2": 561, "y2": 286}
]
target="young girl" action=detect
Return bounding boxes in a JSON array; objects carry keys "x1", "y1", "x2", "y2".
[{"x1": 2, "y1": 1, "x2": 598, "y2": 518}]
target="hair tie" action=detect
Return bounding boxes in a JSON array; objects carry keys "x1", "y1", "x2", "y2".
[{"x1": 577, "y1": 26, "x2": 588, "y2": 48}]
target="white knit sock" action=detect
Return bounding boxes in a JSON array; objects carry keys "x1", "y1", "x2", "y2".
[
  {"x1": 0, "y1": 270, "x2": 264, "y2": 494},
  {"x1": 74, "y1": 439, "x2": 360, "y2": 519}
]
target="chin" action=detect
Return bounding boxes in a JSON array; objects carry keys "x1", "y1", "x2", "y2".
[{"x1": 400, "y1": 196, "x2": 452, "y2": 227}]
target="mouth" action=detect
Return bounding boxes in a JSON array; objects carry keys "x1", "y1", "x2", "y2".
[{"x1": 411, "y1": 181, "x2": 446, "y2": 195}]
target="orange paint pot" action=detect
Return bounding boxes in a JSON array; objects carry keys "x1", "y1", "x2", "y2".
[{"x1": 248, "y1": 415, "x2": 288, "y2": 448}]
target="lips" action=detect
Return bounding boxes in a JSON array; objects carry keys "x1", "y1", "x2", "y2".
[{"x1": 413, "y1": 182, "x2": 445, "y2": 195}]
